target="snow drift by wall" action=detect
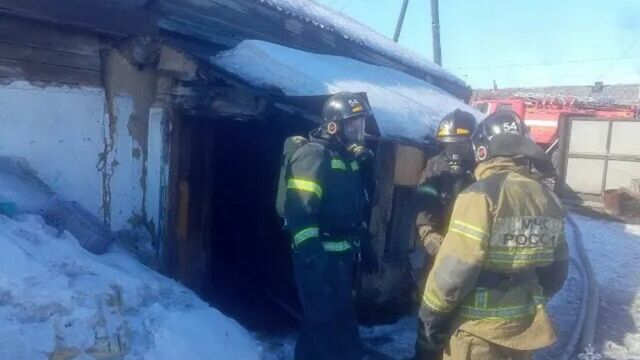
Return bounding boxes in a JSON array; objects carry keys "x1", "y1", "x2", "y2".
[
  {"x1": 0, "y1": 214, "x2": 262, "y2": 360},
  {"x1": 0, "y1": 81, "x2": 150, "y2": 231}
]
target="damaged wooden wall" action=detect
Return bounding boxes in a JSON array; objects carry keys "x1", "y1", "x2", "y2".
[
  {"x1": 360, "y1": 142, "x2": 428, "y2": 315},
  {"x1": 0, "y1": 14, "x2": 198, "y2": 236}
]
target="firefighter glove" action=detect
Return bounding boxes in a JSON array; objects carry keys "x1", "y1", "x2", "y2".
[{"x1": 423, "y1": 232, "x2": 444, "y2": 257}]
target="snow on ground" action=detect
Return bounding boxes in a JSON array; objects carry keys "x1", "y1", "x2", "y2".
[
  {"x1": 261, "y1": 215, "x2": 622, "y2": 360},
  {"x1": 0, "y1": 214, "x2": 262, "y2": 360},
  {"x1": 3, "y1": 203, "x2": 636, "y2": 360},
  {"x1": 535, "y1": 219, "x2": 583, "y2": 360},
  {"x1": 575, "y1": 214, "x2": 640, "y2": 360}
]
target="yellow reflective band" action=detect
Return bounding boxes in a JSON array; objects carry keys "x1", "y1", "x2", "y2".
[
  {"x1": 452, "y1": 220, "x2": 489, "y2": 236},
  {"x1": 475, "y1": 288, "x2": 489, "y2": 308},
  {"x1": 460, "y1": 302, "x2": 538, "y2": 320},
  {"x1": 323, "y1": 241, "x2": 352, "y2": 252},
  {"x1": 449, "y1": 228, "x2": 485, "y2": 243},
  {"x1": 449, "y1": 220, "x2": 490, "y2": 243},
  {"x1": 287, "y1": 178, "x2": 323, "y2": 198},
  {"x1": 488, "y1": 248, "x2": 555, "y2": 266},
  {"x1": 293, "y1": 227, "x2": 319, "y2": 248},
  {"x1": 331, "y1": 159, "x2": 347, "y2": 170},
  {"x1": 490, "y1": 247, "x2": 555, "y2": 255},
  {"x1": 422, "y1": 290, "x2": 455, "y2": 313},
  {"x1": 350, "y1": 161, "x2": 359, "y2": 171},
  {"x1": 438, "y1": 128, "x2": 471, "y2": 136},
  {"x1": 488, "y1": 258, "x2": 554, "y2": 266}
]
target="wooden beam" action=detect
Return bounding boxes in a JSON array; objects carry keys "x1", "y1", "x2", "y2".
[
  {"x1": 0, "y1": 0, "x2": 155, "y2": 36},
  {"x1": 170, "y1": 85, "x2": 268, "y2": 118},
  {"x1": 0, "y1": 16, "x2": 101, "y2": 57},
  {"x1": 0, "y1": 41, "x2": 101, "y2": 71},
  {"x1": 0, "y1": 58, "x2": 101, "y2": 86}
]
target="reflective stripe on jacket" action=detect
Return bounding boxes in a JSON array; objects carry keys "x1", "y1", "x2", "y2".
[
  {"x1": 284, "y1": 137, "x2": 365, "y2": 257},
  {"x1": 421, "y1": 157, "x2": 569, "y2": 350}
]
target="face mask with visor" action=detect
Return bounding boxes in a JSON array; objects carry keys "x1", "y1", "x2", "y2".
[{"x1": 342, "y1": 115, "x2": 366, "y2": 144}]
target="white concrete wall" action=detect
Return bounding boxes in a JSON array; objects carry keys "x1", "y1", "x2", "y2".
[
  {"x1": 0, "y1": 81, "x2": 106, "y2": 216},
  {"x1": 0, "y1": 81, "x2": 151, "y2": 231}
]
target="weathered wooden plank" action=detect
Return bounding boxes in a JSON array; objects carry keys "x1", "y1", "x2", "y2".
[
  {"x1": 387, "y1": 186, "x2": 420, "y2": 257},
  {"x1": 0, "y1": 58, "x2": 101, "y2": 86},
  {"x1": 394, "y1": 145, "x2": 427, "y2": 186},
  {"x1": 0, "y1": 41, "x2": 101, "y2": 71},
  {"x1": 0, "y1": 15, "x2": 101, "y2": 57},
  {"x1": 369, "y1": 142, "x2": 397, "y2": 257},
  {"x1": 0, "y1": 0, "x2": 154, "y2": 37},
  {"x1": 170, "y1": 85, "x2": 268, "y2": 118}
]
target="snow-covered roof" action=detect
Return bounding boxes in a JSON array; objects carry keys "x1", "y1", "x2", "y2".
[
  {"x1": 213, "y1": 40, "x2": 481, "y2": 143},
  {"x1": 256, "y1": 0, "x2": 464, "y2": 88},
  {"x1": 156, "y1": 0, "x2": 470, "y2": 100}
]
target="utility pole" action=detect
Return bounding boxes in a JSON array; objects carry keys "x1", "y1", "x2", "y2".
[
  {"x1": 431, "y1": 0, "x2": 442, "y2": 66},
  {"x1": 393, "y1": 0, "x2": 410, "y2": 42}
]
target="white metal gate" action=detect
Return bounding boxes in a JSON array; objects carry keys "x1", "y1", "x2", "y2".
[{"x1": 560, "y1": 117, "x2": 640, "y2": 200}]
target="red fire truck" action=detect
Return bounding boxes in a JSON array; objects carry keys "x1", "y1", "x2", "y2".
[{"x1": 471, "y1": 96, "x2": 639, "y2": 156}]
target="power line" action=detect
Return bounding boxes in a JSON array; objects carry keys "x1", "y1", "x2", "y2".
[
  {"x1": 451, "y1": 55, "x2": 640, "y2": 71},
  {"x1": 339, "y1": 0, "x2": 353, "y2": 11},
  {"x1": 597, "y1": 33, "x2": 640, "y2": 80}
]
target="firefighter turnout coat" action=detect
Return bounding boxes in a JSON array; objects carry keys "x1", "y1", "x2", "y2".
[
  {"x1": 416, "y1": 151, "x2": 475, "y2": 255},
  {"x1": 421, "y1": 156, "x2": 569, "y2": 351},
  {"x1": 284, "y1": 134, "x2": 366, "y2": 256}
]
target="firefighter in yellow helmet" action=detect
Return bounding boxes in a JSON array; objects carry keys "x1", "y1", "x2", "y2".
[{"x1": 416, "y1": 111, "x2": 569, "y2": 360}]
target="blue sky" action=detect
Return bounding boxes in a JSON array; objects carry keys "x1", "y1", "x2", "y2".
[{"x1": 315, "y1": 0, "x2": 640, "y2": 89}]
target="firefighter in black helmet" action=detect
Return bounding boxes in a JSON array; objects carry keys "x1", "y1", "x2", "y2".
[
  {"x1": 414, "y1": 109, "x2": 477, "y2": 360},
  {"x1": 415, "y1": 109, "x2": 477, "y2": 259},
  {"x1": 284, "y1": 91, "x2": 379, "y2": 360}
]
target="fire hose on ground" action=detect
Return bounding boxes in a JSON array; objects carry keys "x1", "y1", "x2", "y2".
[{"x1": 561, "y1": 215, "x2": 599, "y2": 360}]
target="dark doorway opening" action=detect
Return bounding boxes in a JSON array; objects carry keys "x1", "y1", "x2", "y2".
[{"x1": 170, "y1": 107, "x2": 312, "y2": 333}]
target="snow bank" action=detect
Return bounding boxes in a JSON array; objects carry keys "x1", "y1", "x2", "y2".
[
  {"x1": 213, "y1": 40, "x2": 481, "y2": 143},
  {"x1": 575, "y1": 214, "x2": 640, "y2": 359},
  {"x1": 0, "y1": 214, "x2": 262, "y2": 360}
]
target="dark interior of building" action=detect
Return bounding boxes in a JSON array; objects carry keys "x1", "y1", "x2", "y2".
[{"x1": 172, "y1": 104, "x2": 314, "y2": 333}]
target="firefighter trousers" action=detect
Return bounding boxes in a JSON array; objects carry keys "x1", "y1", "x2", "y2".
[
  {"x1": 293, "y1": 250, "x2": 361, "y2": 360},
  {"x1": 442, "y1": 330, "x2": 534, "y2": 360}
]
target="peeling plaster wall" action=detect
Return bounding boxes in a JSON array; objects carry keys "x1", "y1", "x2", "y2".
[
  {"x1": 146, "y1": 106, "x2": 169, "y2": 237},
  {"x1": 101, "y1": 48, "x2": 159, "y2": 231},
  {"x1": 0, "y1": 81, "x2": 105, "y2": 216},
  {"x1": 109, "y1": 95, "x2": 145, "y2": 230},
  {"x1": 0, "y1": 78, "x2": 157, "y2": 233},
  {"x1": 0, "y1": 43, "x2": 191, "y2": 237}
]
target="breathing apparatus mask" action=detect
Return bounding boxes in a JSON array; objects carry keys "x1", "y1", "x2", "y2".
[{"x1": 322, "y1": 92, "x2": 374, "y2": 160}]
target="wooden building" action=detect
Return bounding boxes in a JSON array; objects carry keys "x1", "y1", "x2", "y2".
[{"x1": 0, "y1": 0, "x2": 477, "y2": 327}]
